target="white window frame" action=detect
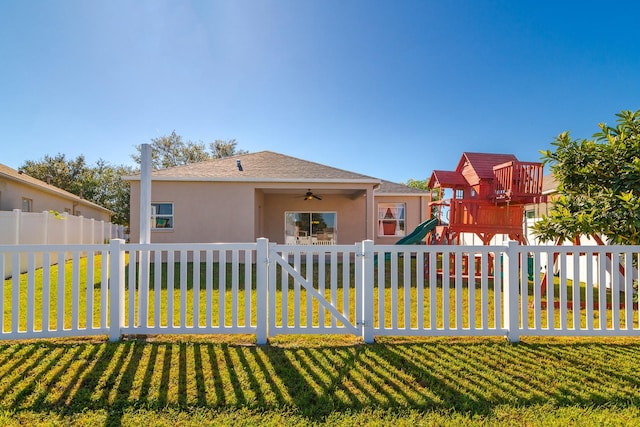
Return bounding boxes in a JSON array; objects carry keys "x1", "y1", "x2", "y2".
[
  {"x1": 378, "y1": 203, "x2": 406, "y2": 237},
  {"x1": 151, "y1": 202, "x2": 174, "y2": 230}
]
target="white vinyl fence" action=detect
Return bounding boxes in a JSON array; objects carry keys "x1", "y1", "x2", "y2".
[
  {"x1": 0, "y1": 209, "x2": 126, "y2": 278},
  {"x1": 1, "y1": 239, "x2": 639, "y2": 343}
]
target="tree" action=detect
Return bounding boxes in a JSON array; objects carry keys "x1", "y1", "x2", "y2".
[
  {"x1": 405, "y1": 178, "x2": 429, "y2": 190},
  {"x1": 209, "y1": 139, "x2": 248, "y2": 159},
  {"x1": 21, "y1": 153, "x2": 91, "y2": 196},
  {"x1": 532, "y1": 109, "x2": 640, "y2": 245},
  {"x1": 20, "y1": 154, "x2": 133, "y2": 225},
  {"x1": 131, "y1": 131, "x2": 209, "y2": 169},
  {"x1": 132, "y1": 131, "x2": 247, "y2": 169}
]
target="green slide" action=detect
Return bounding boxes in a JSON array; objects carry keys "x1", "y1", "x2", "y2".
[
  {"x1": 395, "y1": 217, "x2": 438, "y2": 245},
  {"x1": 375, "y1": 217, "x2": 438, "y2": 266}
]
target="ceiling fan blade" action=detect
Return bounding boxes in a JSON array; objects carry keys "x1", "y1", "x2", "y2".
[{"x1": 303, "y1": 190, "x2": 321, "y2": 200}]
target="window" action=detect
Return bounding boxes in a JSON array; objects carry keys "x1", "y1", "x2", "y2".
[
  {"x1": 285, "y1": 212, "x2": 336, "y2": 244},
  {"x1": 22, "y1": 198, "x2": 33, "y2": 212},
  {"x1": 378, "y1": 203, "x2": 405, "y2": 237},
  {"x1": 152, "y1": 203, "x2": 174, "y2": 229}
]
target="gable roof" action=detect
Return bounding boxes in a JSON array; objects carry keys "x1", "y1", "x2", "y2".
[
  {"x1": 457, "y1": 152, "x2": 518, "y2": 183},
  {"x1": 126, "y1": 151, "x2": 381, "y2": 183},
  {"x1": 0, "y1": 163, "x2": 112, "y2": 213},
  {"x1": 428, "y1": 170, "x2": 467, "y2": 189}
]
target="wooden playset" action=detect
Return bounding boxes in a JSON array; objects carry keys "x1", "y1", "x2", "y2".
[{"x1": 427, "y1": 152, "x2": 544, "y2": 246}]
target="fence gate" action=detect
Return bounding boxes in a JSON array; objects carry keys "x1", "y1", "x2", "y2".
[{"x1": 267, "y1": 244, "x2": 362, "y2": 338}]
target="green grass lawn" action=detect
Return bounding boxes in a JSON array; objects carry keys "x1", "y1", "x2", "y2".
[
  {"x1": 1, "y1": 335, "x2": 640, "y2": 426},
  {"x1": 2, "y1": 254, "x2": 640, "y2": 425}
]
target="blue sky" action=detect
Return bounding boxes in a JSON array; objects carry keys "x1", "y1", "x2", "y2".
[{"x1": 1, "y1": 1, "x2": 639, "y2": 184}]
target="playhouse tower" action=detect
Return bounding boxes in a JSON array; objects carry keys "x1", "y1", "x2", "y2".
[{"x1": 428, "y1": 152, "x2": 543, "y2": 245}]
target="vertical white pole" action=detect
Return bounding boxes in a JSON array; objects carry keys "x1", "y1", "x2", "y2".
[
  {"x1": 503, "y1": 240, "x2": 520, "y2": 343},
  {"x1": 138, "y1": 143, "x2": 152, "y2": 328},
  {"x1": 42, "y1": 211, "x2": 49, "y2": 244},
  {"x1": 255, "y1": 238, "x2": 269, "y2": 345},
  {"x1": 361, "y1": 239, "x2": 375, "y2": 343},
  {"x1": 13, "y1": 209, "x2": 20, "y2": 244},
  {"x1": 140, "y1": 143, "x2": 152, "y2": 245}
]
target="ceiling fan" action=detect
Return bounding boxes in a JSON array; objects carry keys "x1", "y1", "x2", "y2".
[{"x1": 303, "y1": 190, "x2": 322, "y2": 201}]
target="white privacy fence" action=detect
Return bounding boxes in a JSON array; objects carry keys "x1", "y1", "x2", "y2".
[
  {"x1": 0, "y1": 209, "x2": 126, "y2": 278},
  {"x1": 1, "y1": 239, "x2": 639, "y2": 343}
]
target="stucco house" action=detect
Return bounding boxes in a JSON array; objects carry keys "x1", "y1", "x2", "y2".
[
  {"x1": 125, "y1": 151, "x2": 430, "y2": 244},
  {"x1": 0, "y1": 162, "x2": 112, "y2": 221}
]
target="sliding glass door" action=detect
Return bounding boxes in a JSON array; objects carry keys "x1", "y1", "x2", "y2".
[{"x1": 285, "y1": 212, "x2": 337, "y2": 244}]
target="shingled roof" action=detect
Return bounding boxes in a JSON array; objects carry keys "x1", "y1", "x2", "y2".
[
  {"x1": 0, "y1": 163, "x2": 111, "y2": 213},
  {"x1": 129, "y1": 151, "x2": 381, "y2": 183},
  {"x1": 376, "y1": 180, "x2": 429, "y2": 195}
]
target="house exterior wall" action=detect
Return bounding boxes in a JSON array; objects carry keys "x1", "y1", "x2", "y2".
[
  {"x1": 129, "y1": 181, "x2": 256, "y2": 243},
  {"x1": 0, "y1": 177, "x2": 110, "y2": 222},
  {"x1": 129, "y1": 177, "x2": 428, "y2": 245}
]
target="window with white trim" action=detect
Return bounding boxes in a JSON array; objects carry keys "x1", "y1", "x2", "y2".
[
  {"x1": 152, "y1": 203, "x2": 174, "y2": 229},
  {"x1": 378, "y1": 203, "x2": 405, "y2": 237}
]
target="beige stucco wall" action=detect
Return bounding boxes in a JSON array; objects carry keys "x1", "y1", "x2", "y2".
[
  {"x1": 130, "y1": 180, "x2": 257, "y2": 243},
  {"x1": 129, "y1": 179, "x2": 430, "y2": 245},
  {"x1": 0, "y1": 178, "x2": 111, "y2": 222}
]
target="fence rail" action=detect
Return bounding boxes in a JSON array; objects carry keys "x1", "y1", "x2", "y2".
[{"x1": 1, "y1": 239, "x2": 639, "y2": 343}]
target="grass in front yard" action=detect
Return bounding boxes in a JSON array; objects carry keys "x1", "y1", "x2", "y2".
[{"x1": 1, "y1": 335, "x2": 640, "y2": 425}]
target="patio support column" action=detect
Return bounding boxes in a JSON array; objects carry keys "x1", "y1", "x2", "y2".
[{"x1": 366, "y1": 187, "x2": 375, "y2": 240}]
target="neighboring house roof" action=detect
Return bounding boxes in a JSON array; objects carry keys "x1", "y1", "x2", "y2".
[
  {"x1": 541, "y1": 173, "x2": 558, "y2": 195},
  {"x1": 0, "y1": 163, "x2": 112, "y2": 214},
  {"x1": 376, "y1": 180, "x2": 429, "y2": 196},
  {"x1": 126, "y1": 151, "x2": 382, "y2": 183},
  {"x1": 457, "y1": 152, "x2": 518, "y2": 184}
]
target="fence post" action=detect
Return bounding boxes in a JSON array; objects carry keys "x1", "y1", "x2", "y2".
[
  {"x1": 255, "y1": 238, "x2": 269, "y2": 345},
  {"x1": 503, "y1": 240, "x2": 520, "y2": 343},
  {"x1": 361, "y1": 240, "x2": 375, "y2": 344},
  {"x1": 13, "y1": 209, "x2": 20, "y2": 244},
  {"x1": 42, "y1": 211, "x2": 49, "y2": 245},
  {"x1": 109, "y1": 239, "x2": 125, "y2": 342}
]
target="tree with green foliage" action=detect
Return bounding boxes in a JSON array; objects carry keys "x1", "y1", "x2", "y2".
[
  {"x1": 532, "y1": 109, "x2": 640, "y2": 245},
  {"x1": 132, "y1": 131, "x2": 247, "y2": 169},
  {"x1": 209, "y1": 139, "x2": 248, "y2": 159},
  {"x1": 405, "y1": 178, "x2": 429, "y2": 190},
  {"x1": 20, "y1": 154, "x2": 133, "y2": 225}
]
